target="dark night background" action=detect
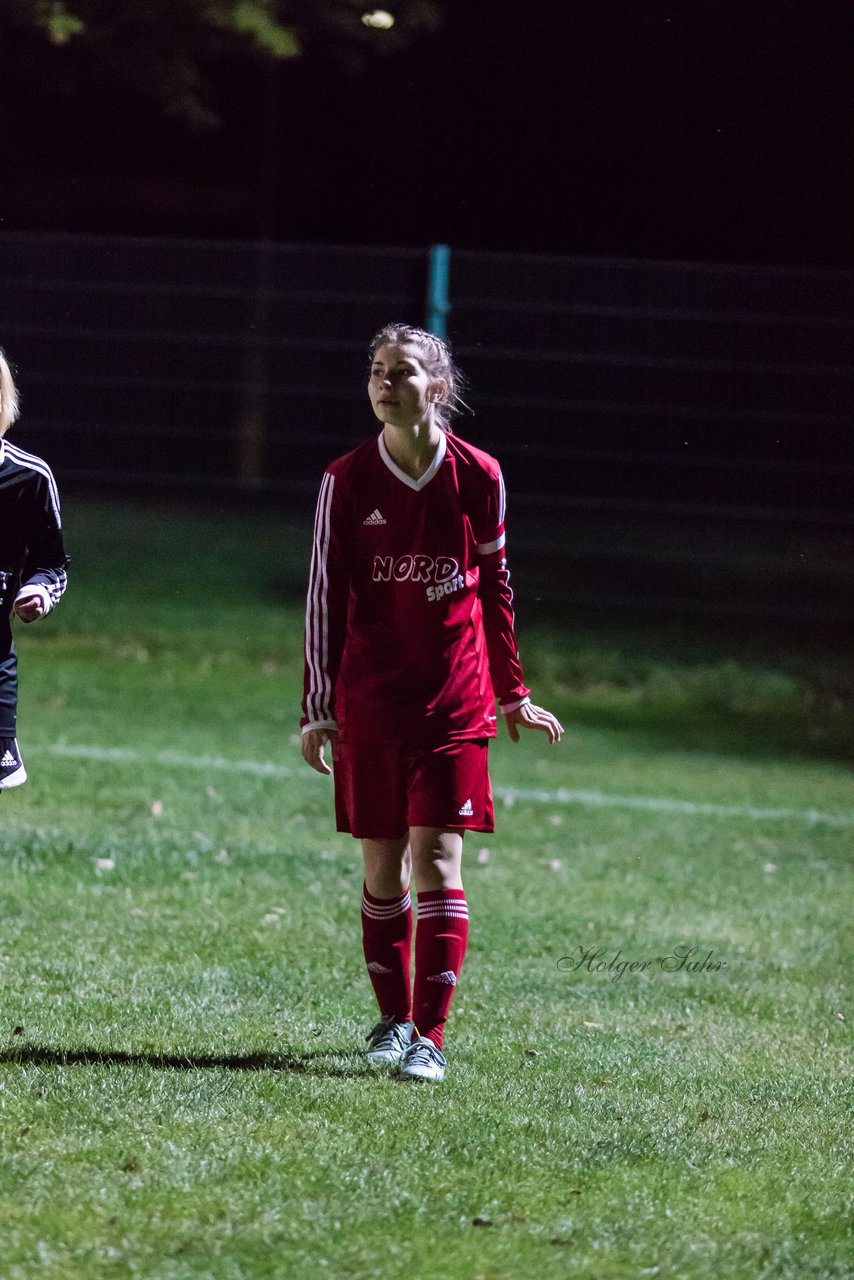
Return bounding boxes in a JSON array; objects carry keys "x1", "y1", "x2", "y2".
[
  {"x1": 2, "y1": 0, "x2": 851, "y2": 629},
  {"x1": 3, "y1": 0, "x2": 852, "y2": 264}
]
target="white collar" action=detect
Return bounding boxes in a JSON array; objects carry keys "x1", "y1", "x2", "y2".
[{"x1": 377, "y1": 429, "x2": 447, "y2": 491}]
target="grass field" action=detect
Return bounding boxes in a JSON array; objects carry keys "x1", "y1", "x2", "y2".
[{"x1": 0, "y1": 498, "x2": 851, "y2": 1280}]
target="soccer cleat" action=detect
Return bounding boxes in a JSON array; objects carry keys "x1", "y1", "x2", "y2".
[
  {"x1": 365, "y1": 1017, "x2": 414, "y2": 1066},
  {"x1": 0, "y1": 738, "x2": 26, "y2": 789},
  {"x1": 398, "y1": 1035, "x2": 446, "y2": 1083}
]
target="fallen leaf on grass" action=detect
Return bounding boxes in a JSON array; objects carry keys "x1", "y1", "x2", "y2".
[
  {"x1": 763, "y1": 863, "x2": 777, "y2": 873},
  {"x1": 19, "y1": 1126, "x2": 30, "y2": 1137},
  {"x1": 95, "y1": 859, "x2": 115, "y2": 871},
  {"x1": 121, "y1": 1159, "x2": 139, "y2": 1173},
  {"x1": 836, "y1": 1012, "x2": 845, "y2": 1022},
  {"x1": 549, "y1": 859, "x2": 562, "y2": 870},
  {"x1": 471, "y1": 1217, "x2": 493, "y2": 1228},
  {"x1": 151, "y1": 801, "x2": 163, "y2": 818},
  {"x1": 12, "y1": 1026, "x2": 23, "y2": 1036},
  {"x1": 477, "y1": 848, "x2": 490, "y2": 864}
]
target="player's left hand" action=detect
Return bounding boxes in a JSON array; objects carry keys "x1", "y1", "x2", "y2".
[
  {"x1": 13, "y1": 593, "x2": 47, "y2": 624},
  {"x1": 503, "y1": 701, "x2": 564, "y2": 744}
]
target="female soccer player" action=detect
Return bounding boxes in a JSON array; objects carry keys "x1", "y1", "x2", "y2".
[
  {"x1": 0, "y1": 348, "x2": 69, "y2": 793},
  {"x1": 300, "y1": 324, "x2": 562, "y2": 1082}
]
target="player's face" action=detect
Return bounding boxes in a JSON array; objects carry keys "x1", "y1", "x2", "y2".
[{"x1": 368, "y1": 344, "x2": 438, "y2": 429}]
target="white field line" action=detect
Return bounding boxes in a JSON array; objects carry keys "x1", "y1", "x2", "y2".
[{"x1": 40, "y1": 741, "x2": 854, "y2": 828}]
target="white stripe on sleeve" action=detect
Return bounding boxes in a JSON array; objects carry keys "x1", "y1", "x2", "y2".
[
  {"x1": 476, "y1": 532, "x2": 506, "y2": 556},
  {"x1": 305, "y1": 472, "x2": 335, "y2": 724},
  {"x1": 4, "y1": 443, "x2": 62, "y2": 525}
]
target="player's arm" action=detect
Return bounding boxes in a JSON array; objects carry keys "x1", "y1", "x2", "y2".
[
  {"x1": 14, "y1": 470, "x2": 70, "y2": 624},
  {"x1": 476, "y1": 469, "x2": 563, "y2": 745},
  {"x1": 300, "y1": 469, "x2": 350, "y2": 774}
]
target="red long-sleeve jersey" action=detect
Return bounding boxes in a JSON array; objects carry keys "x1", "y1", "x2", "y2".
[{"x1": 301, "y1": 431, "x2": 530, "y2": 747}]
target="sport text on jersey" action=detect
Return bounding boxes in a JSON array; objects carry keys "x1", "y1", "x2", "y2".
[{"x1": 372, "y1": 554, "x2": 466, "y2": 603}]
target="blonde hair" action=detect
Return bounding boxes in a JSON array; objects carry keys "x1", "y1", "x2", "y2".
[
  {"x1": 369, "y1": 323, "x2": 470, "y2": 432},
  {"x1": 0, "y1": 348, "x2": 20, "y2": 438}
]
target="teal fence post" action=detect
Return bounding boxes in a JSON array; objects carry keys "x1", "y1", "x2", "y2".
[{"x1": 426, "y1": 244, "x2": 451, "y2": 337}]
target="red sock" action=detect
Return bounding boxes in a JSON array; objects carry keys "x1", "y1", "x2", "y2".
[
  {"x1": 361, "y1": 884, "x2": 413, "y2": 1022},
  {"x1": 413, "y1": 889, "x2": 469, "y2": 1049}
]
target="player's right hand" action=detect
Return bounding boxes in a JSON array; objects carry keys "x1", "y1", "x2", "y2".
[{"x1": 300, "y1": 728, "x2": 339, "y2": 775}]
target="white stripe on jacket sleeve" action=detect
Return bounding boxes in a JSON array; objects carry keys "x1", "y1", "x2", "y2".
[{"x1": 304, "y1": 472, "x2": 335, "y2": 724}]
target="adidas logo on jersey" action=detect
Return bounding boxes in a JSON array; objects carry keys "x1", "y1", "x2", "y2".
[
  {"x1": 458, "y1": 798, "x2": 474, "y2": 817},
  {"x1": 0, "y1": 750, "x2": 18, "y2": 768},
  {"x1": 427, "y1": 971, "x2": 458, "y2": 986},
  {"x1": 363, "y1": 509, "x2": 387, "y2": 525}
]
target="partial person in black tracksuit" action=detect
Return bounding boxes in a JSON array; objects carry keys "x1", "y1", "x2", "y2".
[{"x1": 0, "y1": 347, "x2": 69, "y2": 793}]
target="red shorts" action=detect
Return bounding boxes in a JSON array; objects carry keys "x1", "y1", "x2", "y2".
[{"x1": 333, "y1": 738, "x2": 494, "y2": 839}]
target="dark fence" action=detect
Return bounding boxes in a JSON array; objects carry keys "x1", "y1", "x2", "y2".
[{"x1": 2, "y1": 231, "x2": 852, "y2": 623}]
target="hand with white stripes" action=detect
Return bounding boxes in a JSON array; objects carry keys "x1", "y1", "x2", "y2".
[
  {"x1": 13, "y1": 592, "x2": 47, "y2": 624},
  {"x1": 301, "y1": 727, "x2": 339, "y2": 776},
  {"x1": 503, "y1": 701, "x2": 564, "y2": 745}
]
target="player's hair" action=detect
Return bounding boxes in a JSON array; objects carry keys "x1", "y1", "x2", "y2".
[
  {"x1": 0, "y1": 347, "x2": 20, "y2": 438},
  {"x1": 369, "y1": 323, "x2": 470, "y2": 432}
]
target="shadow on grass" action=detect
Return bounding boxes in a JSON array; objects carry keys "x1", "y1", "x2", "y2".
[
  {"x1": 565, "y1": 704, "x2": 854, "y2": 766},
  {"x1": 521, "y1": 618, "x2": 854, "y2": 766},
  {"x1": 0, "y1": 1045, "x2": 370, "y2": 1079}
]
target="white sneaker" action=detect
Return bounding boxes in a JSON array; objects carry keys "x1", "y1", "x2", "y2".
[
  {"x1": 0, "y1": 738, "x2": 26, "y2": 789},
  {"x1": 365, "y1": 1018, "x2": 414, "y2": 1066},
  {"x1": 398, "y1": 1035, "x2": 446, "y2": 1083}
]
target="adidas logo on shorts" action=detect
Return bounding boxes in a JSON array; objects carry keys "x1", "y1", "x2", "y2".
[
  {"x1": 0, "y1": 750, "x2": 16, "y2": 768},
  {"x1": 363, "y1": 509, "x2": 387, "y2": 525},
  {"x1": 458, "y1": 798, "x2": 474, "y2": 817}
]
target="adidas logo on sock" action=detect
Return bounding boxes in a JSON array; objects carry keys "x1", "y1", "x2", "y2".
[
  {"x1": 0, "y1": 750, "x2": 17, "y2": 768},
  {"x1": 363, "y1": 509, "x2": 387, "y2": 525},
  {"x1": 367, "y1": 961, "x2": 393, "y2": 974},
  {"x1": 427, "y1": 971, "x2": 457, "y2": 986},
  {"x1": 458, "y1": 798, "x2": 474, "y2": 816}
]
